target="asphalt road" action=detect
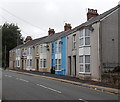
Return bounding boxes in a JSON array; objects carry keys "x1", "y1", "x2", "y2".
[{"x1": 2, "y1": 70, "x2": 119, "y2": 101}]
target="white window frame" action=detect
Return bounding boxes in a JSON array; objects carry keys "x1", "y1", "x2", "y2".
[
  {"x1": 55, "y1": 59, "x2": 62, "y2": 71},
  {"x1": 79, "y1": 55, "x2": 91, "y2": 74},
  {"x1": 40, "y1": 44, "x2": 47, "y2": 54},
  {"x1": 27, "y1": 59, "x2": 32, "y2": 68},
  {"x1": 79, "y1": 29, "x2": 90, "y2": 47},
  {"x1": 39, "y1": 59, "x2": 47, "y2": 68},
  {"x1": 16, "y1": 60, "x2": 20, "y2": 67},
  {"x1": 56, "y1": 40, "x2": 61, "y2": 53},
  {"x1": 73, "y1": 34, "x2": 76, "y2": 49}
]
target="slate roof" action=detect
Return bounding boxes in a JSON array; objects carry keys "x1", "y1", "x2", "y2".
[
  {"x1": 10, "y1": 5, "x2": 119, "y2": 50},
  {"x1": 44, "y1": 5, "x2": 119, "y2": 43},
  {"x1": 11, "y1": 36, "x2": 48, "y2": 50}
]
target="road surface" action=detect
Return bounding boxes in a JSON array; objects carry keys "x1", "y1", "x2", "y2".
[{"x1": 2, "y1": 70, "x2": 119, "y2": 101}]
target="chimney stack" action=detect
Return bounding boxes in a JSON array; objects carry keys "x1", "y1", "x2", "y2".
[
  {"x1": 48, "y1": 28, "x2": 55, "y2": 35},
  {"x1": 24, "y1": 36, "x2": 32, "y2": 44},
  {"x1": 87, "y1": 8, "x2": 99, "y2": 20},
  {"x1": 64, "y1": 23, "x2": 72, "y2": 31},
  {"x1": 25, "y1": 36, "x2": 32, "y2": 41}
]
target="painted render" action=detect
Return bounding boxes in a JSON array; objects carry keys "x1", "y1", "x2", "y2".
[{"x1": 9, "y1": 5, "x2": 120, "y2": 81}]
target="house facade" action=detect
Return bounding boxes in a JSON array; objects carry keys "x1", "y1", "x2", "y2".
[
  {"x1": 9, "y1": 5, "x2": 120, "y2": 81},
  {"x1": 66, "y1": 5, "x2": 119, "y2": 81},
  {"x1": 51, "y1": 37, "x2": 67, "y2": 75}
]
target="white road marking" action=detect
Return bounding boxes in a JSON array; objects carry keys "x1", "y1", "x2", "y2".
[
  {"x1": 16, "y1": 78, "x2": 29, "y2": 82},
  {"x1": 78, "y1": 99, "x2": 88, "y2": 102},
  {"x1": 36, "y1": 84, "x2": 61, "y2": 94},
  {"x1": 5, "y1": 75, "x2": 12, "y2": 77},
  {"x1": 19, "y1": 78, "x2": 29, "y2": 83}
]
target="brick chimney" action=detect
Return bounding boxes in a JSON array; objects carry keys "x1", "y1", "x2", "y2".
[
  {"x1": 24, "y1": 36, "x2": 32, "y2": 44},
  {"x1": 25, "y1": 36, "x2": 32, "y2": 42},
  {"x1": 87, "y1": 8, "x2": 99, "y2": 20},
  {"x1": 64, "y1": 23, "x2": 72, "y2": 31},
  {"x1": 48, "y1": 28, "x2": 55, "y2": 35}
]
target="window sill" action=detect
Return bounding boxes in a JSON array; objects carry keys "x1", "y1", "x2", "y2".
[
  {"x1": 79, "y1": 72, "x2": 91, "y2": 74},
  {"x1": 79, "y1": 45, "x2": 91, "y2": 48},
  {"x1": 55, "y1": 70, "x2": 62, "y2": 71}
]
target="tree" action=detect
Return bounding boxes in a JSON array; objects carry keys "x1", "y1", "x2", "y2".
[{"x1": 2, "y1": 23, "x2": 23, "y2": 68}]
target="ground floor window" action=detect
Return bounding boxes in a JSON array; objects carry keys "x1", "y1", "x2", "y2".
[
  {"x1": 27, "y1": 59, "x2": 33, "y2": 68},
  {"x1": 79, "y1": 55, "x2": 90, "y2": 73},
  {"x1": 40, "y1": 59, "x2": 47, "y2": 68},
  {"x1": 55, "y1": 59, "x2": 61, "y2": 70},
  {"x1": 16, "y1": 60, "x2": 20, "y2": 67}
]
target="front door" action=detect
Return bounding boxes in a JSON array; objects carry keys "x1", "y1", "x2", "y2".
[
  {"x1": 73, "y1": 56, "x2": 76, "y2": 76},
  {"x1": 68, "y1": 56, "x2": 72, "y2": 75},
  {"x1": 36, "y1": 59, "x2": 39, "y2": 71}
]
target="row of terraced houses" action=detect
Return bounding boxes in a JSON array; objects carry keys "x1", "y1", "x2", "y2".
[{"x1": 9, "y1": 5, "x2": 120, "y2": 81}]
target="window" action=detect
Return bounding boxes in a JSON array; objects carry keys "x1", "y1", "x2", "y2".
[
  {"x1": 80, "y1": 30, "x2": 83, "y2": 37},
  {"x1": 58, "y1": 59, "x2": 61, "y2": 70},
  {"x1": 79, "y1": 56, "x2": 84, "y2": 72},
  {"x1": 27, "y1": 59, "x2": 29, "y2": 67},
  {"x1": 56, "y1": 40, "x2": 61, "y2": 53},
  {"x1": 36, "y1": 46, "x2": 39, "y2": 54},
  {"x1": 85, "y1": 29, "x2": 90, "y2": 45},
  {"x1": 55, "y1": 59, "x2": 61, "y2": 70},
  {"x1": 16, "y1": 49, "x2": 20, "y2": 56},
  {"x1": 79, "y1": 29, "x2": 90, "y2": 46},
  {"x1": 40, "y1": 59, "x2": 47, "y2": 68},
  {"x1": 80, "y1": 38, "x2": 83, "y2": 46},
  {"x1": 85, "y1": 37, "x2": 90, "y2": 45},
  {"x1": 40, "y1": 44, "x2": 47, "y2": 53},
  {"x1": 16, "y1": 60, "x2": 20, "y2": 67},
  {"x1": 85, "y1": 55, "x2": 90, "y2": 72},
  {"x1": 29, "y1": 47, "x2": 32, "y2": 55},
  {"x1": 80, "y1": 65, "x2": 84, "y2": 72},
  {"x1": 79, "y1": 56, "x2": 83, "y2": 63},
  {"x1": 58, "y1": 41, "x2": 62, "y2": 53},
  {"x1": 55, "y1": 59, "x2": 57, "y2": 70},
  {"x1": 79, "y1": 55, "x2": 90, "y2": 73},
  {"x1": 30, "y1": 59, "x2": 32, "y2": 67},
  {"x1": 40, "y1": 59, "x2": 42, "y2": 68},
  {"x1": 43, "y1": 59, "x2": 46, "y2": 68},
  {"x1": 18, "y1": 60, "x2": 20, "y2": 67},
  {"x1": 52, "y1": 43, "x2": 54, "y2": 53},
  {"x1": 40, "y1": 45, "x2": 43, "y2": 53},
  {"x1": 73, "y1": 35, "x2": 76, "y2": 49},
  {"x1": 85, "y1": 55, "x2": 90, "y2": 63}
]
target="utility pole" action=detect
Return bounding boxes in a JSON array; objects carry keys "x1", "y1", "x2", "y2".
[{"x1": 5, "y1": 40, "x2": 6, "y2": 69}]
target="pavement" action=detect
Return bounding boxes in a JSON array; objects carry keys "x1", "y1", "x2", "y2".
[
  {"x1": 2, "y1": 70, "x2": 119, "y2": 101},
  {"x1": 7, "y1": 69, "x2": 120, "y2": 96}
]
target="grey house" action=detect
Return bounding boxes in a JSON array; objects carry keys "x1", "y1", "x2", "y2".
[{"x1": 66, "y1": 5, "x2": 120, "y2": 81}]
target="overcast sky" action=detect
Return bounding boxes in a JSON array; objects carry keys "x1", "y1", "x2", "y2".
[{"x1": 0, "y1": 0, "x2": 119, "y2": 39}]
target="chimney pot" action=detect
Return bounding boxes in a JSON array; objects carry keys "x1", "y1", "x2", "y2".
[
  {"x1": 48, "y1": 28, "x2": 55, "y2": 35},
  {"x1": 64, "y1": 23, "x2": 72, "y2": 31},
  {"x1": 87, "y1": 8, "x2": 99, "y2": 20}
]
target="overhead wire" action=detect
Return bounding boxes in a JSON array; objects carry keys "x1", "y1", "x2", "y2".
[{"x1": 0, "y1": 7, "x2": 46, "y2": 32}]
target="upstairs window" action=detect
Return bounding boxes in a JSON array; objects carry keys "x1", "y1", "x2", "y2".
[
  {"x1": 52, "y1": 43, "x2": 54, "y2": 53},
  {"x1": 36, "y1": 46, "x2": 39, "y2": 54},
  {"x1": 79, "y1": 30, "x2": 84, "y2": 46},
  {"x1": 40, "y1": 44, "x2": 47, "y2": 54},
  {"x1": 73, "y1": 34, "x2": 76, "y2": 49},
  {"x1": 85, "y1": 29, "x2": 90, "y2": 45},
  {"x1": 79, "y1": 29, "x2": 90, "y2": 46},
  {"x1": 56, "y1": 40, "x2": 62, "y2": 53}
]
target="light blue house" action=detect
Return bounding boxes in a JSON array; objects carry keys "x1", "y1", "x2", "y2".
[
  {"x1": 51, "y1": 37, "x2": 66, "y2": 75},
  {"x1": 45, "y1": 23, "x2": 72, "y2": 75}
]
